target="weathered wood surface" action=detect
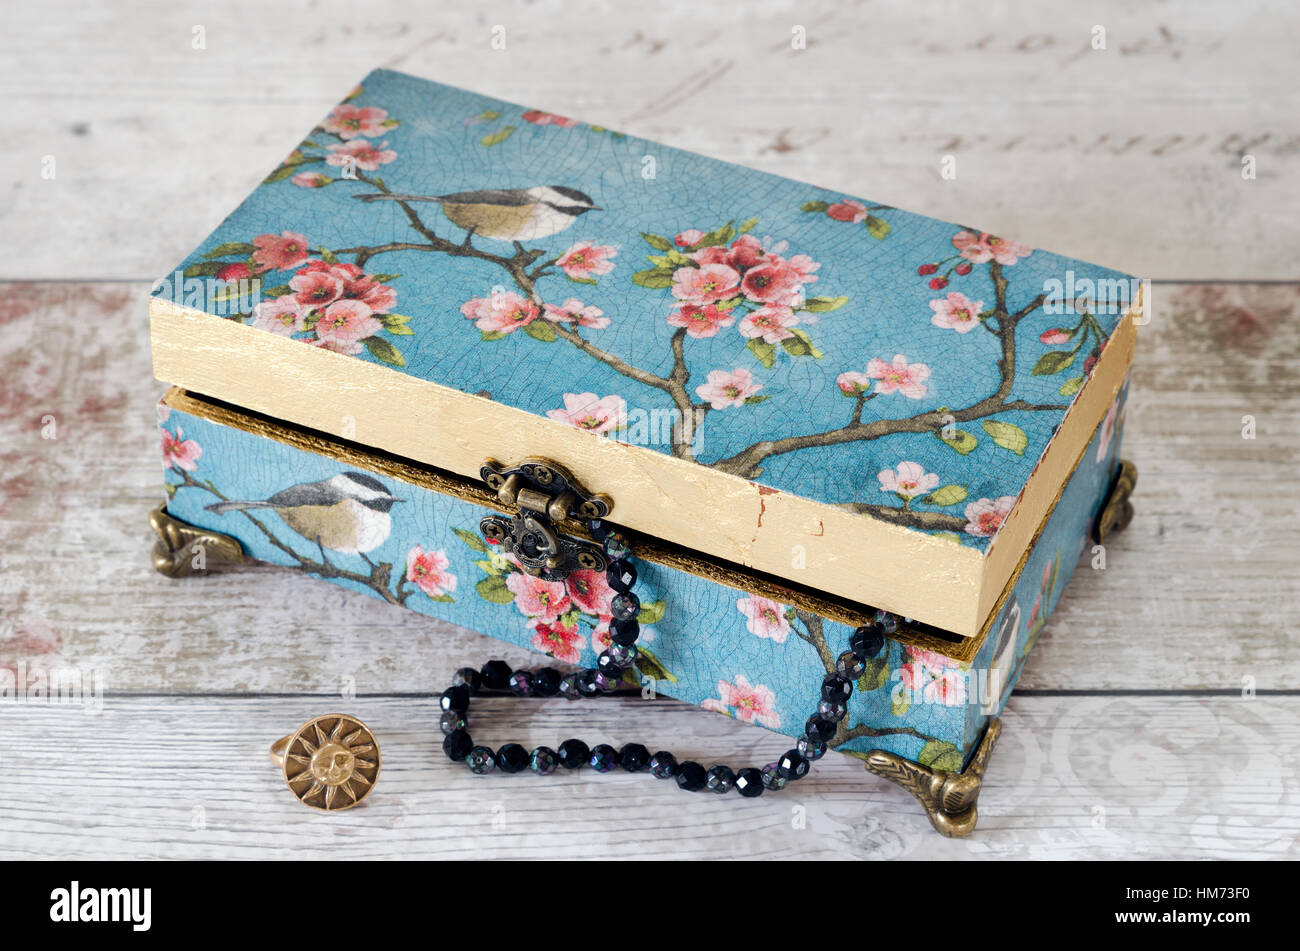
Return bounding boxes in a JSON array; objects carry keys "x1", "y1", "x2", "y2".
[
  {"x1": 1, "y1": 695, "x2": 1295, "y2": 860},
  {"x1": 2, "y1": 0, "x2": 1296, "y2": 281}
]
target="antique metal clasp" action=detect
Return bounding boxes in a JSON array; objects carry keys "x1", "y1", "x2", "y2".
[{"x1": 478, "y1": 459, "x2": 612, "y2": 581}]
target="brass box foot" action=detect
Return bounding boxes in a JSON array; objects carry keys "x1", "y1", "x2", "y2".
[
  {"x1": 862, "y1": 717, "x2": 1001, "y2": 837},
  {"x1": 150, "y1": 503, "x2": 246, "y2": 578}
]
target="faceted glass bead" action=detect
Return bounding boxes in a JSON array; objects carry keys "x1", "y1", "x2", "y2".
[
  {"x1": 452, "y1": 667, "x2": 482, "y2": 693},
  {"x1": 610, "y1": 617, "x2": 640, "y2": 646},
  {"x1": 817, "y1": 700, "x2": 848, "y2": 723},
  {"x1": 530, "y1": 746, "x2": 558, "y2": 775},
  {"x1": 576, "y1": 670, "x2": 602, "y2": 697},
  {"x1": 777, "y1": 749, "x2": 810, "y2": 780},
  {"x1": 619, "y1": 743, "x2": 651, "y2": 772},
  {"x1": 606, "y1": 560, "x2": 637, "y2": 593},
  {"x1": 760, "y1": 762, "x2": 787, "y2": 791},
  {"x1": 675, "y1": 761, "x2": 707, "y2": 791},
  {"x1": 466, "y1": 746, "x2": 496, "y2": 774},
  {"x1": 607, "y1": 643, "x2": 638, "y2": 666},
  {"x1": 596, "y1": 651, "x2": 624, "y2": 675},
  {"x1": 480, "y1": 660, "x2": 513, "y2": 691},
  {"x1": 496, "y1": 743, "x2": 530, "y2": 773},
  {"x1": 594, "y1": 670, "x2": 621, "y2": 693},
  {"x1": 557, "y1": 738, "x2": 590, "y2": 769},
  {"x1": 649, "y1": 751, "x2": 679, "y2": 778},
  {"x1": 735, "y1": 768, "x2": 764, "y2": 798},
  {"x1": 804, "y1": 715, "x2": 837, "y2": 742},
  {"x1": 821, "y1": 675, "x2": 853, "y2": 704},
  {"x1": 603, "y1": 531, "x2": 631, "y2": 560},
  {"x1": 850, "y1": 624, "x2": 886, "y2": 659},
  {"x1": 587, "y1": 518, "x2": 610, "y2": 543},
  {"x1": 705, "y1": 766, "x2": 736, "y2": 794},
  {"x1": 835, "y1": 650, "x2": 867, "y2": 680},
  {"x1": 439, "y1": 711, "x2": 467, "y2": 735},
  {"x1": 873, "y1": 610, "x2": 899, "y2": 635},
  {"x1": 440, "y1": 684, "x2": 470, "y2": 713},
  {"x1": 588, "y1": 743, "x2": 618, "y2": 772},
  {"x1": 559, "y1": 674, "x2": 583, "y2": 700},
  {"x1": 532, "y1": 667, "x2": 562, "y2": 697},
  {"x1": 508, "y1": 671, "x2": 534, "y2": 697},
  {"x1": 610, "y1": 592, "x2": 640, "y2": 621},
  {"x1": 796, "y1": 735, "x2": 827, "y2": 760},
  {"x1": 442, "y1": 728, "x2": 473, "y2": 762}
]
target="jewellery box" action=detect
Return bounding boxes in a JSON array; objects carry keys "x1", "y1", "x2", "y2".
[{"x1": 149, "y1": 68, "x2": 1141, "y2": 835}]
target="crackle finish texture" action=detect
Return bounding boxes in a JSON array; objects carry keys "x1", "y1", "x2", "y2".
[
  {"x1": 159, "y1": 382, "x2": 1127, "y2": 768},
  {"x1": 156, "y1": 68, "x2": 1136, "y2": 552}
]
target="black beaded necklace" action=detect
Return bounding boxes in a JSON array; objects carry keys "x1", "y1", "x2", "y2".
[{"x1": 439, "y1": 519, "x2": 892, "y2": 796}]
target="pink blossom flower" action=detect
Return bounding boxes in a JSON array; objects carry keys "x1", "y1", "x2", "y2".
[
  {"x1": 1028, "y1": 594, "x2": 1042, "y2": 630},
  {"x1": 964, "y1": 496, "x2": 1017, "y2": 537},
  {"x1": 251, "y1": 296, "x2": 305, "y2": 336},
  {"x1": 666, "y1": 303, "x2": 734, "y2": 339},
  {"x1": 546, "y1": 392, "x2": 627, "y2": 434},
  {"x1": 696, "y1": 368, "x2": 763, "y2": 410},
  {"x1": 671, "y1": 263, "x2": 740, "y2": 304},
  {"x1": 290, "y1": 269, "x2": 344, "y2": 309},
  {"x1": 736, "y1": 596, "x2": 790, "y2": 643},
  {"x1": 878, "y1": 461, "x2": 940, "y2": 499},
  {"x1": 460, "y1": 292, "x2": 539, "y2": 334},
  {"x1": 251, "y1": 231, "x2": 311, "y2": 272},
  {"x1": 325, "y1": 138, "x2": 397, "y2": 171},
  {"x1": 738, "y1": 305, "x2": 798, "y2": 344},
  {"x1": 781, "y1": 253, "x2": 821, "y2": 284},
  {"x1": 506, "y1": 572, "x2": 571, "y2": 621},
  {"x1": 529, "y1": 618, "x2": 587, "y2": 664},
  {"x1": 406, "y1": 546, "x2": 457, "y2": 598},
  {"x1": 522, "y1": 110, "x2": 579, "y2": 127},
  {"x1": 675, "y1": 229, "x2": 705, "y2": 247},
  {"x1": 543, "y1": 298, "x2": 610, "y2": 328},
  {"x1": 565, "y1": 568, "x2": 616, "y2": 616},
  {"x1": 899, "y1": 646, "x2": 967, "y2": 706},
  {"x1": 951, "y1": 230, "x2": 1033, "y2": 266},
  {"x1": 291, "y1": 172, "x2": 333, "y2": 188},
  {"x1": 1097, "y1": 398, "x2": 1119, "y2": 461},
  {"x1": 929, "y1": 292, "x2": 984, "y2": 334},
  {"x1": 740, "y1": 260, "x2": 804, "y2": 305},
  {"x1": 826, "y1": 199, "x2": 867, "y2": 223},
  {"x1": 161, "y1": 428, "x2": 201, "y2": 471},
  {"x1": 722, "y1": 234, "x2": 768, "y2": 271},
  {"x1": 710, "y1": 675, "x2": 781, "y2": 729},
  {"x1": 836, "y1": 371, "x2": 872, "y2": 396},
  {"x1": 313, "y1": 299, "x2": 381, "y2": 351},
  {"x1": 865, "y1": 354, "x2": 931, "y2": 398},
  {"x1": 215, "y1": 263, "x2": 252, "y2": 283},
  {"x1": 1039, "y1": 328, "x2": 1071, "y2": 345},
  {"x1": 555, "y1": 240, "x2": 617, "y2": 280},
  {"x1": 1041, "y1": 559, "x2": 1054, "y2": 592},
  {"x1": 323, "y1": 104, "x2": 391, "y2": 139}
]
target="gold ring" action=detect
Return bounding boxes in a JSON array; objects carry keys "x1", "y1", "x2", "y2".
[{"x1": 270, "y1": 714, "x2": 381, "y2": 811}]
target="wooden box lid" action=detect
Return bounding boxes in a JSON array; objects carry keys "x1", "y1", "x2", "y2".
[{"x1": 150, "y1": 68, "x2": 1140, "y2": 639}]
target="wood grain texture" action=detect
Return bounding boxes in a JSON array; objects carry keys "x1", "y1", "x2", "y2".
[
  {"x1": 1, "y1": 0, "x2": 1296, "y2": 280},
  {"x1": 0, "y1": 695, "x2": 1294, "y2": 860}
]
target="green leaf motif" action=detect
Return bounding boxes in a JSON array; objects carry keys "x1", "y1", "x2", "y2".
[
  {"x1": 362, "y1": 335, "x2": 405, "y2": 367},
  {"x1": 890, "y1": 692, "x2": 910, "y2": 717},
  {"x1": 378, "y1": 313, "x2": 414, "y2": 335},
  {"x1": 923, "y1": 484, "x2": 968, "y2": 507},
  {"x1": 743, "y1": 394, "x2": 770, "y2": 405},
  {"x1": 475, "y1": 574, "x2": 515, "y2": 604},
  {"x1": 427, "y1": 593, "x2": 455, "y2": 603},
  {"x1": 631, "y1": 267, "x2": 676, "y2": 289},
  {"x1": 262, "y1": 158, "x2": 322, "y2": 184},
  {"x1": 800, "y1": 200, "x2": 829, "y2": 213},
  {"x1": 746, "y1": 338, "x2": 776, "y2": 369},
  {"x1": 633, "y1": 647, "x2": 678, "y2": 684},
  {"x1": 865, "y1": 215, "x2": 891, "y2": 240},
  {"x1": 202, "y1": 242, "x2": 255, "y2": 259},
  {"x1": 737, "y1": 216, "x2": 758, "y2": 233},
  {"x1": 857, "y1": 657, "x2": 890, "y2": 692},
  {"x1": 1059, "y1": 376, "x2": 1085, "y2": 397},
  {"x1": 452, "y1": 527, "x2": 489, "y2": 553},
  {"x1": 480, "y1": 125, "x2": 515, "y2": 147},
  {"x1": 917, "y1": 740, "x2": 963, "y2": 772},
  {"x1": 1032, "y1": 350, "x2": 1076, "y2": 376},
  {"x1": 566, "y1": 275, "x2": 598, "y2": 286},
  {"x1": 981, "y1": 420, "x2": 1029, "y2": 455},
  {"x1": 318, "y1": 246, "x2": 339, "y2": 265},
  {"x1": 523, "y1": 320, "x2": 557, "y2": 342},
  {"x1": 182, "y1": 261, "x2": 227, "y2": 278},
  {"x1": 801, "y1": 295, "x2": 849, "y2": 313},
  {"x1": 637, "y1": 599, "x2": 666, "y2": 625},
  {"x1": 640, "y1": 232, "x2": 673, "y2": 251},
  {"x1": 936, "y1": 429, "x2": 978, "y2": 455},
  {"x1": 780, "y1": 328, "x2": 823, "y2": 359},
  {"x1": 259, "y1": 284, "x2": 290, "y2": 297}
]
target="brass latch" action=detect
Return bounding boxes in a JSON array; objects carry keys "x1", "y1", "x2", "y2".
[
  {"x1": 1094, "y1": 459, "x2": 1138, "y2": 545},
  {"x1": 478, "y1": 459, "x2": 612, "y2": 581}
]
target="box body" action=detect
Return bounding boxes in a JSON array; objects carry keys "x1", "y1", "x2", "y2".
[{"x1": 158, "y1": 379, "x2": 1129, "y2": 768}]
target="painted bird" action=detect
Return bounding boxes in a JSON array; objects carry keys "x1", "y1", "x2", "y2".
[
  {"x1": 206, "y1": 472, "x2": 401, "y2": 559},
  {"x1": 353, "y1": 186, "x2": 600, "y2": 243}
]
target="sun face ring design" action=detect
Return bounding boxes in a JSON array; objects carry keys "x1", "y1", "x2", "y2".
[{"x1": 270, "y1": 714, "x2": 381, "y2": 811}]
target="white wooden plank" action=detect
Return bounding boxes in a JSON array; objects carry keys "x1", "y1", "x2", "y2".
[
  {"x1": 1, "y1": 281, "x2": 1297, "y2": 692},
  {"x1": 0, "y1": 695, "x2": 1294, "y2": 859},
  {"x1": 1, "y1": 0, "x2": 1296, "y2": 280}
]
